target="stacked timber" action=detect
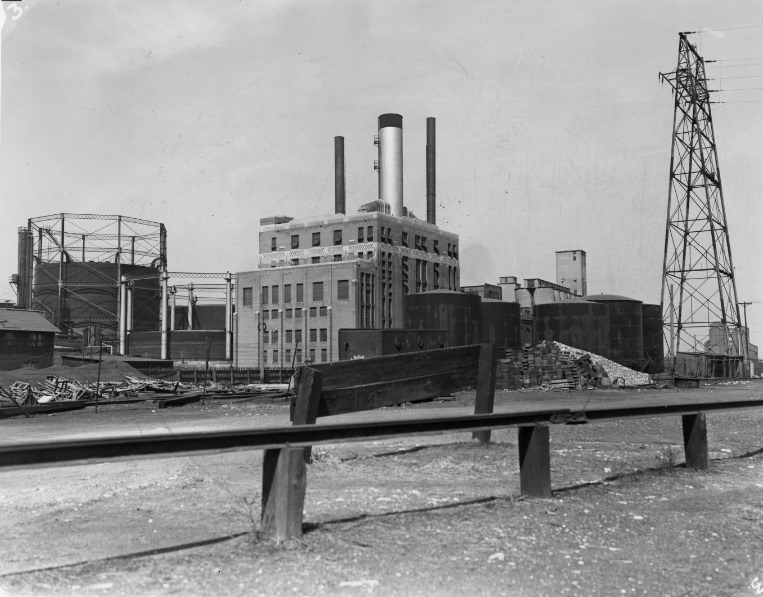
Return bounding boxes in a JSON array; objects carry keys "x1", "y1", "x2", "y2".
[{"x1": 496, "y1": 341, "x2": 652, "y2": 391}]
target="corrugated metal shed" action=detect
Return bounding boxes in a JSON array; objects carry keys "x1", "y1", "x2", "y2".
[{"x1": 0, "y1": 309, "x2": 60, "y2": 333}]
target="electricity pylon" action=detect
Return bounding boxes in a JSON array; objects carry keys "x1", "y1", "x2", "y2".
[{"x1": 659, "y1": 32, "x2": 743, "y2": 367}]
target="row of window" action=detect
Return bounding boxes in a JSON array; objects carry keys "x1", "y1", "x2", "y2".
[
  {"x1": 263, "y1": 328, "x2": 328, "y2": 344},
  {"x1": 257, "y1": 305, "x2": 333, "y2": 320},
  {"x1": 268, "y1": 229, "x2": 457, "y2": 256},
  {"x1": 242, "y1": 279, "x2": 351, "y2": 307},
  {"x1": 264, "y1": 348, "x2": 327, "y2": 364}
]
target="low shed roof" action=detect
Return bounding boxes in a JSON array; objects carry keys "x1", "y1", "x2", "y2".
[{"x1": 0, "y1": 309, "x2": 60, "y2": 333}]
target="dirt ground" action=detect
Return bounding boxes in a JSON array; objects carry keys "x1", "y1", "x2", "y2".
[{"x1": 1, "y1": 384, "x2": 762, "y2": 597}]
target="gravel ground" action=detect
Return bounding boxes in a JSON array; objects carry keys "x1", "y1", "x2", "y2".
[{"x1": 1, "y1": 385, "x2": 762, "y2": 597}]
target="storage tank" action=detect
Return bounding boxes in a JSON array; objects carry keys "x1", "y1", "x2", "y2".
[
  {"x1": 480, "y1": 299, "x2": 521, "y2": 349},
  {"x1": 534, "y1": 287, "x2": 556, "y2": 306},
  {"x1": 583, "y1": 294, "x2": 644, "y2": 368},
  {"x1": 515, "y1": 288, "x2": 533, "y2": 310},
  {"x1": 641, "y1": 303, "x2": 664, "y2": 374},
  {"x1": 34, "y1": 262, "x2": 161, "y2": 333},
  {"x1": 404, "y1": 290, "x2": 480, "y2": 346},
  {"x1": 535, "y1": 299, "x2": 610, "y2": 356}
]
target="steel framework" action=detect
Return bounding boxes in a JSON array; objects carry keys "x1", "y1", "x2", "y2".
[{"x1": 659, "y1": 33, "x2": 743, "y2": 364}]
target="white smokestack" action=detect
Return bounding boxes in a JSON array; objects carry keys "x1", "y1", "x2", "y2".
[{"x1": 378, "y1": 113, "x2": 404, "y2": 217}]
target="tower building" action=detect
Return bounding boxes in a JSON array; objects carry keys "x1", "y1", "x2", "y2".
[{"x1": 555, "y1": 250, "x2": 586, "y2": 296}]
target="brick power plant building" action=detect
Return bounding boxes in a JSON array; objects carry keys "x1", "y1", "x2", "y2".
[{"x1": 234, "y1": 114, "x2": 460, "y2": 368}]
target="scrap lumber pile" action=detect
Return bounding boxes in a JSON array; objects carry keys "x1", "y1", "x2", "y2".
[{"x1": 497, "y1": 341, "x2": 651, "y2": 391}]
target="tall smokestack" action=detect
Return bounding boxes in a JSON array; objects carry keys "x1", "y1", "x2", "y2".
[
  {"x1": 426, "y1": 117, "x2": 436, "y2": 225},
  {"x1": 16, "y1": 227, "x2": 33, "y2": 309},
  {"x1": 334, "y1": 136, "x2": 346, "y2": 214},
  {"x1": 378, "y1": 113, "x2": 404, "y2": 217}
]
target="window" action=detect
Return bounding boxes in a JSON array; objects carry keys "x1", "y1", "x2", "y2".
[
  {"x1": 261, "y1": 286, "x2": 269, "y2": 305},
  {"x1": 313, "y1": 281, "x2": 324, "y2": 302},
  {"x1": 312, "y1": 232, "x2": 321, "y2": 247},
  {"x1": 358, "y1": 227, "x2": 364, "y2": 242},
  {"x1": 319, "y1": 306, "x2": 327, "y2": 317},
  {"x1": 320, "y1": 348, "x2": 327, "y2": 363},
  {"x1": 286, "y1": 308, "x2": 293, "y2": 319},
  {"x1": 263, "y1": 331, "x2": 269, "y2": 344},
  {"x1": 291, "y1": 234, "x2": 300, "y2": 249},
  {"x1": 333, "y1": 254, "x2": 342, "y2": 262},
  {"x1": 367, "y1": 226, "x2": 373, "y2": 241},
  {"x1": 271, "y1": 330, "x2": 278, "y2": 344},
  {"x1": 285, "y1": 349, "x2": 292, "y2": 365},
  {"x1": 242, "y1": 287, "x2": 253, "y2": 307},
  {"x1": 573, "y1": 254, "x2": 577, "y2": 261},
  {"x1": 433, "y1": 239, "x2": 439, "y2": 254},
  {"x1": 295, "y1": 329, "x2": 302, "y2": 344},
  {"x1": 366, "y1": 251, "x2": 373, "y2": 260},
  {"x1": 333, "y1": 229, "x2": 342, "y2": 245},
  {"x1": 337, "y1": 279, "x2": 349, "y2": 300},
  {"x1": 320, "y1": 328, "x2": 327, "y2": 342},
  {"x1": 270, "y1": 309, "x2": 278, "y2": 319},
  {"x1": 402, "y1": 232, "x2": 409, "y2": 247},
  {"x1": 309, "y1": 348, "x2": 316, "y2": 362},
  {"x1": 290, "y1": 258, "x2": 299, "y2": 266},
  {"x1": 271, "y1": 237, "x2": 277, "y2": 251},
  {"x1": 312, "y1": 256, "x2": 321, "y2": 264},
  {"x1": 271, "y1": 285, "x2": 279, "y2": 305},
  {"x1": 296, "y1": 349, "x2": 302, "y2": 363},
  {"x1": 309, "y1": 307, "x2": 317, "y2": 317},
  {"x1": 263, "y1": 350, "x2": 268, "y2": 363},
  {"x1": 310, "y1": 328, "x2": 317, "y2": 342},
  {"x1": 286, "y1": 330, "x2": 293, "y2": 343},
  {"x1": 296, "y1": 283, "x2": 304, "y2": 302},
  {"x1": 295, "y1": 308, "x2": 303, "y2": 319},
  {"x1": 284, "y1": 284, "x2": 292, "y2": 303},
  {"x1": 421, "y1": 236, "x2": 427, "y2": 252},
  {"x1": 273, "y1": 350, "x2": 279, "y2": 363}
]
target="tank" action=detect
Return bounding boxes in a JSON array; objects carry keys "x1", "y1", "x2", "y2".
[
  {"x1": 534, "y1": 299, "x2": 610, "y2": 356},
  {"x1": 33, "y1": 262, "x2": 161, "y2": 334},
  {"x1": 533, "y1": 287, "x2": 556, "y2": 306},
  {"x1": 515, "y1": 288, "x2": 533, "y2": 310},
  {"x1": 338, "y1": 329, "x2": 448, "y2": 360},
  {"x1": 641, "y1": 303, "x2": 664, "y2": 374},
  {"x1": 404, "y1": 290, "x2": 480, "y2": 346},
  {"x1": 480, "y1": 299, "x2": 522, "y2": 349},
  {"x1": 583, "y1": 294, "x2": 644, "y2": 368}
]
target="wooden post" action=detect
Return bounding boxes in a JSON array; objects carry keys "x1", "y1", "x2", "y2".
[
  {"x1": 292, "y1": 367, "x2": 323, "y2": 463},
  {"x1": 682, "y1": 413, "x2": 709, "y2": 469},
  {"x1": 518, "y1": 425, "x2": 551, "y2": 498},
  {"x1": 260, "y1": 447, "x2": 307, "y2": 541},
  {"x1": 473, "y1": 343, "x2": 498, "y2": 443}
]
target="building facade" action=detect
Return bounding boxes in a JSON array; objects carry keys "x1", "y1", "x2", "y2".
[
  {"x1": 0, "y1": 308, "x2": 60, "y2": 370},
  {"x1": 234, "y1": 211, "x2": 460, "y2": 368},
  {"x1": 556, "y1": 250, "x2": 587, "y2": 296}
]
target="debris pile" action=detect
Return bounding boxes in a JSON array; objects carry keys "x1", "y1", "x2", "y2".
[{"x1": 497, "y1": 341, "x2": 652, "y2": 391}]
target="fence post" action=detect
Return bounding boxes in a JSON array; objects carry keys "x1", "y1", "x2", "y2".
[
  {"x1": 518, "y1": 425, "x2": 551, "y2": 497},
  {"x1": 682, "y1": 413, "x2": 709, "y2": 469},
  {"x1": 292, "y1": 367, "x2": 323, "y2": 464},
  {"x1": 473, "y1": 343, "x2": 498, "y2": 443},
  {"x1": 261, "y1": 447, "x2": 307, "y2": 542}
]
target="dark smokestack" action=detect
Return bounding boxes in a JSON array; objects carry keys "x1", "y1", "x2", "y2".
[
  {"x1": 334, "y1": 136, "x2": 346, "y2": 215},
  {"x1": 426, "y1": 117, "x2": 436, "y2": 225},
  {"x1": 16, "y1": 227, "x2": 33, "y2": 309}
]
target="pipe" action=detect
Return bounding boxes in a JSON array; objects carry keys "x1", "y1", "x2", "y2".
[
  {"x1": 161, "y1": 269, "x2": 169, "y2": 360},
  {"x1": 187, "y1": 283, "x2": 194, "y2": 331},
  {"x1": 378, "y1": 113, "x2": 404, "y2": 217},
  {"x1": 170, "y1": 287, "x2": 177, "y2": 331},
  {"x1": 119, "y1": 275, "x2": 127, "y2": 355},
  {"x1": 426, "y1": 117, "x2": 436, "y2": 225},
  {"x1": 225, "y1": 272, "x2": 232, "y2": 361},
  {"x1": 334, "y1": 136, "x2": 346, "y2": 215}
]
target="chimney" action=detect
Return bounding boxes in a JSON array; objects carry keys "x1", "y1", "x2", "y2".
[
  {"x1": 377, "y1": 113, "x2": 404, "y2": 217},
  {"x1": 334, "y1": 136, "x2": 345, "y2": 215},
  {"x1": 426, "y1": 117, "x2": 436, "y2": 225}
]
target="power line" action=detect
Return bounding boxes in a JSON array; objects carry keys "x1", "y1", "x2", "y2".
[{"x1": 702, "y1": 25, "x2": 763, "y2": 32}]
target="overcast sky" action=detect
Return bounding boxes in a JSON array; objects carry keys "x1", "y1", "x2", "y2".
[{"x1": 2, "y1": 1, "x2": 763, "y2": 338}]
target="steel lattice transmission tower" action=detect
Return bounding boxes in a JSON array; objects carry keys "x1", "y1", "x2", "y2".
[{"x1": 659, "y1": 32, "x2": 743, "y2": 365}]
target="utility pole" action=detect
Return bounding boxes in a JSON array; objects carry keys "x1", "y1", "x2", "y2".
[
  {"x1": 659, "y1": 32, "x2": 743, "y2": 371},
  {"x1": 740, "y1": 301, "x2": 752, "y2": 374}
]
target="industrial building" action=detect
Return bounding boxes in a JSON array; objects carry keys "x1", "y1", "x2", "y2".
[{"x1": 234, "y1": 114, "x2": 460, "y2": 368}]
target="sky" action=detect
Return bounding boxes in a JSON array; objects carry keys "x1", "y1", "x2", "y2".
[{"x1": 2, "y1": 1, "x2": 763, "y2": 339}]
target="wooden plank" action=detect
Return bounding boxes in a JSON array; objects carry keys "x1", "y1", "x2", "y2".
[
  {"x1": 307, "y1": 345, "x2": 481, "y2": 390},
  {"x1": 260, "y1": 447, "x2": 307, "y2": 542},
  {"x1": 472, "y1": 344, "x2": 498, "y2": 443},
  {"x1": 518, "y1": 425, "x2": 551, "y2": 498},
  {"x1": 682, "y1": 413, "x2": 709, "y2": 470},
  {"x1": 317, "y1": 368, "x2": 477, "y2": 417}
]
